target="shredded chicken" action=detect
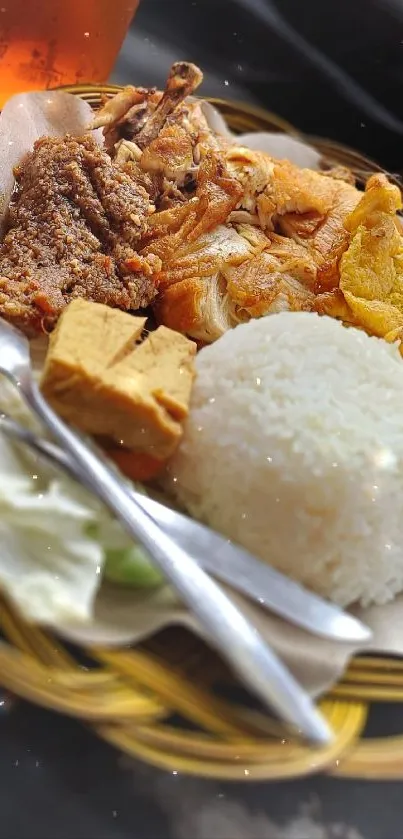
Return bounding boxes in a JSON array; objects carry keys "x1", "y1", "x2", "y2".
[
  {"x1": 141, "y1": 150, "x2": 243, "y2": 262},
  {"x1": 1, "y1": 59, "x2": 400, "y2": 345},
  {"x1": 90, "y1": 64, "x2": 403, "y2": 346},
  {"x1": 92, "y1": 62, "x2": 204, "y2": 159},
  {"x1": 93, "y1": 62, "x2": 226, "y2": 205},
  {"x1": 153, "y1": 224, "x2": 258, "y2": 341},
  {"x1": 90, "y1": 87, "x2": 161, "y2": 154},
  {"x1": 225, "y1": 147, "x2": 361, "y2": 288},
  {"x1": 142, "y1": 133, "x2": 362, "y2": 342},
  {"x1": 320, "y1": 164, "x2": 357, "y2": 185},
  {"x1": 152, "y1": 220, "x2": 317, "y2": 341},
  {"x1": 134, "y1": 62, "x2": 204, "y2": 150}
]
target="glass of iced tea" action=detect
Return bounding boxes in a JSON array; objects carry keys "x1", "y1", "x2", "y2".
[{"x1": 0, "y1": 0, "x2": 139, "y2": 106}]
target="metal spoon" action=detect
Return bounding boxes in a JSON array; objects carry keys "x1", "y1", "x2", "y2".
[
  {"x1": 0, "y1": 316, "x2": 332, "y2": 744},
  {"x1": 0, "y1": 411, "x2": 372, "y2": 644}
]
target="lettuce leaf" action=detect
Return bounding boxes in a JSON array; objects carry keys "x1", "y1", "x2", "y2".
[
  {"x1": 0, "y1": 368, "x2": 161, "y2": 626},
  {"x1": 104, "y1": 546, "x2": 163, "y2": 588}
]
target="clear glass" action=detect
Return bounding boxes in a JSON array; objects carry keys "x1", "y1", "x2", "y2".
[{"x1": 0, "y1": 0, "x2": 139, "y2": 106}]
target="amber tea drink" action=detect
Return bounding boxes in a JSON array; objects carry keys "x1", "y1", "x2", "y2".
[{"x1": 0, "y1": 0, "x2": 139, "y2": 106}]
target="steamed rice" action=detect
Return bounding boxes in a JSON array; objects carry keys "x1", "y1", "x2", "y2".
[{"x1": 166, "y1": 312, "x2": 403, "y2": 607}]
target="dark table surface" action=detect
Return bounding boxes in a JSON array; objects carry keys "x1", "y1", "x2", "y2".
[
  {"x1": 5, "y1": 2, "x2": 403, "y2": 837},
  {"x1": 5, "y1": 695, "x2": 403, "y2": 839}
]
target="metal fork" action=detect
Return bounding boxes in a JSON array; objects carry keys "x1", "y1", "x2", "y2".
[
  {"x1": 0, "y1": 316, "x2": 332, "y2": 744},
  {"x1": 0, "y1": 410, "x2": 372, "y2": 645}
]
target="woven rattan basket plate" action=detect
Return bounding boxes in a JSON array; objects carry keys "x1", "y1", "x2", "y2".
[{"x1": 0, "y1": 83, "x2": 402, "y2": 781}]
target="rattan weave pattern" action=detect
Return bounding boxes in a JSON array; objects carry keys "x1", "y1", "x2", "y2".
[{"x1": 0, "y1": 83, "x2": 400, "y2": 780}]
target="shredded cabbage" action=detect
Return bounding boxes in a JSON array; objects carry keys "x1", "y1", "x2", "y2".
[{"x1": 0, "y1": 364, "x2": 162, "y2": 626}]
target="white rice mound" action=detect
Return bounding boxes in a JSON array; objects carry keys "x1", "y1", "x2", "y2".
[{"x1": 166, "y1": 312, "x2": 403, "y2": 607}]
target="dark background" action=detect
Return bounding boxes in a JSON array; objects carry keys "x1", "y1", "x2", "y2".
[
  {"x1": 3, "y1": 1, "x2": 403, "y2": 836},
  {"x1": 112, "y1": 0, "x2": 403, "y2": 171}
]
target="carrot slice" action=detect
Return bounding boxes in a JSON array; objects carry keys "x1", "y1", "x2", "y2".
[{"x1": 104, "y1": 446, "x2": 166, "y2": 482}]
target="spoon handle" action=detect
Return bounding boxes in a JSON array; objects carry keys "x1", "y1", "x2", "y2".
[
  {"x1": 23, "y1": 378, "x2": 331, "y2": 744},
  {"x1": 0, "y1": 411, "x2": 371, "y2": 643}
]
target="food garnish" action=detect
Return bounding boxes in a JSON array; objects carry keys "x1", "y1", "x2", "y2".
[{"x1": 0, "y1": 370, "x2": 160, "y2": 622}]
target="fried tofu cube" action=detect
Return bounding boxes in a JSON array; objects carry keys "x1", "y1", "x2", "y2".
[{"x1": 41, "y1": 298, "x2": 196, "y2": 460}]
